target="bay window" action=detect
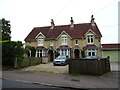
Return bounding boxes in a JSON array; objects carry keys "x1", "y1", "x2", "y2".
[
  {"x1": 36, "y1": 50, "x2": 46, "y2": 57},
  {"x1": 86, "y1": 49, "x2": 96, "y2": 56},
  {"x1": 59, "y1": 49, "x2": 70, "y2": 57}
]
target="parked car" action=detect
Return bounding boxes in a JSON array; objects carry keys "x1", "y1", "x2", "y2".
[
  {"x1": 84, "y1": 56, "x2": 101, "y2": 59},
  {"x1": 53, "y1": 55, "x2": 69, "y2": 66}
]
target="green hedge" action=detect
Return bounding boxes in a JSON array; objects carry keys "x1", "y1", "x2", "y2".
[
  {"x1": 2, "y1": 41, "x2": 24, "y2": 67},
  {"x1": 2, "y1": 41, "x2": 42, "y2": 69},
  {"x1": 18, "y1": 57, "x2": 42, "y2": 68}
]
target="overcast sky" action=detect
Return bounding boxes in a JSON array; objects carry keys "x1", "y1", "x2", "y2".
[{"x1": 0, "y1": 0, "x2": 119, "y2": 44}]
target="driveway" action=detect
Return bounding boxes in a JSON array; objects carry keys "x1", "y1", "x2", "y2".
[
  {"x1": 21, "y1": 62, "x2": 68, "y2": 74},
  {"x1": 20, "y1": 62, "x2": 119, "y2": 74}
]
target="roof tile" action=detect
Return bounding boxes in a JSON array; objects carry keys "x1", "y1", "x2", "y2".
[{"x1": 25, "y1": 23, "x2": 102, "y2": 41}]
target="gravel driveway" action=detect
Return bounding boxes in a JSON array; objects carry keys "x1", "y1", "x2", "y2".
[{"x1": 21, "y1": 63, "x2": 69, "y2": 74}]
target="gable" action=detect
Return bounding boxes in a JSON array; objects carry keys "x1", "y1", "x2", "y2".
[
  {"x1": 56, "y1": 31, "x2": 72, "y2": 40},
  {"x1": 85, "y1": 29, "x2": 97, "y2": 36},
  {"x1": 35, "y1": 32, "x2": 45, "y2": 39}
]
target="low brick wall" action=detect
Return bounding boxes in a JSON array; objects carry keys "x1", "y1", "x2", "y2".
[{"x1": 69, "y1": 57, "x2": 111, "y2": 76}]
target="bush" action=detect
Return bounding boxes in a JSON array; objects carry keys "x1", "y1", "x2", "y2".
[
  {"x1": 81, "y1": 50, "x2": 85, "y2": 58},
  {"x1": 17, "y1": 57, "x2": 42, "y2": 68},
  {"x1": 2, "y1": 41, "x2": 42, "y2": 69},
  {"x1": 2, "y1": 41, "x2": 24, "y2": 67},
  {"x1": 55, "y1": 51, "x2": 60, "y2": 58}
]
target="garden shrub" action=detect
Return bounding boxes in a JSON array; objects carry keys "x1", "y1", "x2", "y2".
[
  {"x1": 2, "y1": 41, "x2": 24, "y2": 67},
  {"x1": 2, "y1": 41, "x2": 42, "y2": 69}
]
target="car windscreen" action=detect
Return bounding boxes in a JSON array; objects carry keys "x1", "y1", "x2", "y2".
[{"x1": 57, "y1": 56, "x2": 66, "y2": 59}]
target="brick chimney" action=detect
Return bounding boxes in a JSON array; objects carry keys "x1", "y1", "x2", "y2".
[
  {"x1": 70, "y1": 17, "x2": 74, "y2": 27},
  {"x1": 50, "y1": 19, "x2": 55, "y2": 29},
  {"x1": 90, "y1": 15, "x2": 95, "y2": 26}
]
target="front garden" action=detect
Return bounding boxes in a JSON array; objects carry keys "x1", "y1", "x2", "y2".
[{"x1": 2, "y1": 41, "x2": 42, "y2": 70}]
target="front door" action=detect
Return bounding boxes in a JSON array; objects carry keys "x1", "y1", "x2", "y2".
[
  {"x1": 48, "y1": 50, "x2": 54, "y2": 62},
  {"x1": 74, "y1": 49, "x2": 80, "y2": 58}
]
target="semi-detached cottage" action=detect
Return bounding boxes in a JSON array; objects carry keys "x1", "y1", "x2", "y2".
[{"x1": 24, "y1": 16, "x2": 102, "y2": 62}]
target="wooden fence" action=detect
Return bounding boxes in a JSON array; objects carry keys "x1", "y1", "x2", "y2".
[{"x1": 69, "y1": 57, "x2": 111, "y2": 76}]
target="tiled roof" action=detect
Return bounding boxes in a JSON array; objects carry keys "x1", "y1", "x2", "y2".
[
  {"x1": 74, "y1": 45, "x2": 79, "y2": 49},
  {"x1": 83, "y1": 44, "x2": 98, "y2": 49},
  {"x1": 102, "y1": 44, "x2": 120, "y2": 50},
  {"x1": 36, "y1": 46, "x2": 47, "y2": 49},
  {"x1": 24, "y1": 23, "x2": 102, "y2": 41},
  {"x1": 57, "y1": 45, "x2": 71, "y2": 49}
]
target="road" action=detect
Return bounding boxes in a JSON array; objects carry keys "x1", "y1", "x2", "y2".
[
  {"x1": 2, "y1": 79, "x2": 74, "y2": 89},
  {"x1": 3, "y1": 71, "x2": 119, "y2": 88}
]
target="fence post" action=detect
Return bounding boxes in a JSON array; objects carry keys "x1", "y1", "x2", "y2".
[{"x1": 106, "y1": 56, "x2": 111, "y2": 72}]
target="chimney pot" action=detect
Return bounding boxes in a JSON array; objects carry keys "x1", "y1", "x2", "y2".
[
  {"x1": 50, "y1": 19, "x2": 55, "y2": 29},
  {"x1": 90, "y1": 15, "x2": 95, "y2": 26},
  {"x1": 70, "y1": 17, "x2": 74, "y2": 27}
]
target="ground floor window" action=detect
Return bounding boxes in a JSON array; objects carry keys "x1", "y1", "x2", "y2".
[
  {"x1": 86, "y1": 49, "x2": 97, "y2": 56},
  {"x1": 36, "y1": 50, "x2": 46, "y2": 57},
  {"x1": 58, "y1": 49, "x2": 70, "y2": 57}
]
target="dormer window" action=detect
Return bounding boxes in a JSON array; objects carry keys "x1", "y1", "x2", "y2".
[
  {"x1": 61, "y1": 35, "x2": 67, "y2": 45},
  {"x1": 38, "y1": 37, "x2": 44, "y2": 46},
  {"x1": 87, "y1": 34, "x2": 94, "y2": 44}
]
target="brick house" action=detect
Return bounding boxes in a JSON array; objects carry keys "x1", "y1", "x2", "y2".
[{"x1": 24, "y1": 16, "x2": 102, "y2": 61}]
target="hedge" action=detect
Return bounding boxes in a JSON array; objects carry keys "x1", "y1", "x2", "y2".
[
  {"x1": 2, "y1": 41, "x2": 24, "y2": 67},
  {"x1": 17, "y1": 57, "x2": 42, "y2": 68}
]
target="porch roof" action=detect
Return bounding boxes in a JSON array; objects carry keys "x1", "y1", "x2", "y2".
[
  {"x1": 83, "y1": 44, "x2": 98, "y2": 49},
  {"x1": 36, "y1": 46, "x2": 47, "y2": 50},
  {"x1": 57, "y1": 45, "x2": 71, "y2": 49}
]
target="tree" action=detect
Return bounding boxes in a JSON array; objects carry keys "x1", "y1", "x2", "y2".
[
  {"x1": 1, "y1": 18, "x2": 11, "y2": 41},
  {"x1": 2, "y1": 41, "x2": 24, "y2": 67}
]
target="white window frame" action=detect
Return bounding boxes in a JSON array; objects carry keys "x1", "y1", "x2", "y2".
[
  {"x1": 75, "y1": 40, "x2": 78, "y2": 45},
  {"x1": 36, "y1": 50, "x2": 46, "y2": 57},
  {"x1": 38, "y1": 37, "x2": 44, "y2": 46},
  {"x1": 86, "y1": 49, "x2": 96, "y2": 56},
  {"x1": 59, "y1": 49, "x2": 70, "y2": 57},
  {"x1": 87, "y1": 34, "x2": 94, "y2": 44},
  {"x1": 61, "y1": 35, "x2": 67, "y2": 45},
  {"x1": 50, "y1": 41, "x2": 53, "y2": 46}
]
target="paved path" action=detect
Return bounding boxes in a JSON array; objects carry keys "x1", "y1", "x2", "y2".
[{"x1": 3, "y1": 71, "x2": 119, "y2": 88}]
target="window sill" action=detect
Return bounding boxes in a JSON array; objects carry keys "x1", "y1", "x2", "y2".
[
  {"x1": 61, "y1": 44, "x2": 67, "y2": 45},
  {"x1": 87, "y1": 43, "x2": 94, "y2": 45},
  {"x1": 38, "y1": 44, "x2": 44, "y2": 46}
]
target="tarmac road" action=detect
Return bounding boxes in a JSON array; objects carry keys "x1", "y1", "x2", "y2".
[
  {"x1": 2, "y1": 79, "x2": 77, "y2": 90},
  {"x1": 2, "y1": 71, "x2": 119, "y2": 89}
]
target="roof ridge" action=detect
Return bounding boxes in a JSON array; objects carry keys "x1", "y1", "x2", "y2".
[{"x1": 33, "y1": 23, "x2": 91, "y2": 28}]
